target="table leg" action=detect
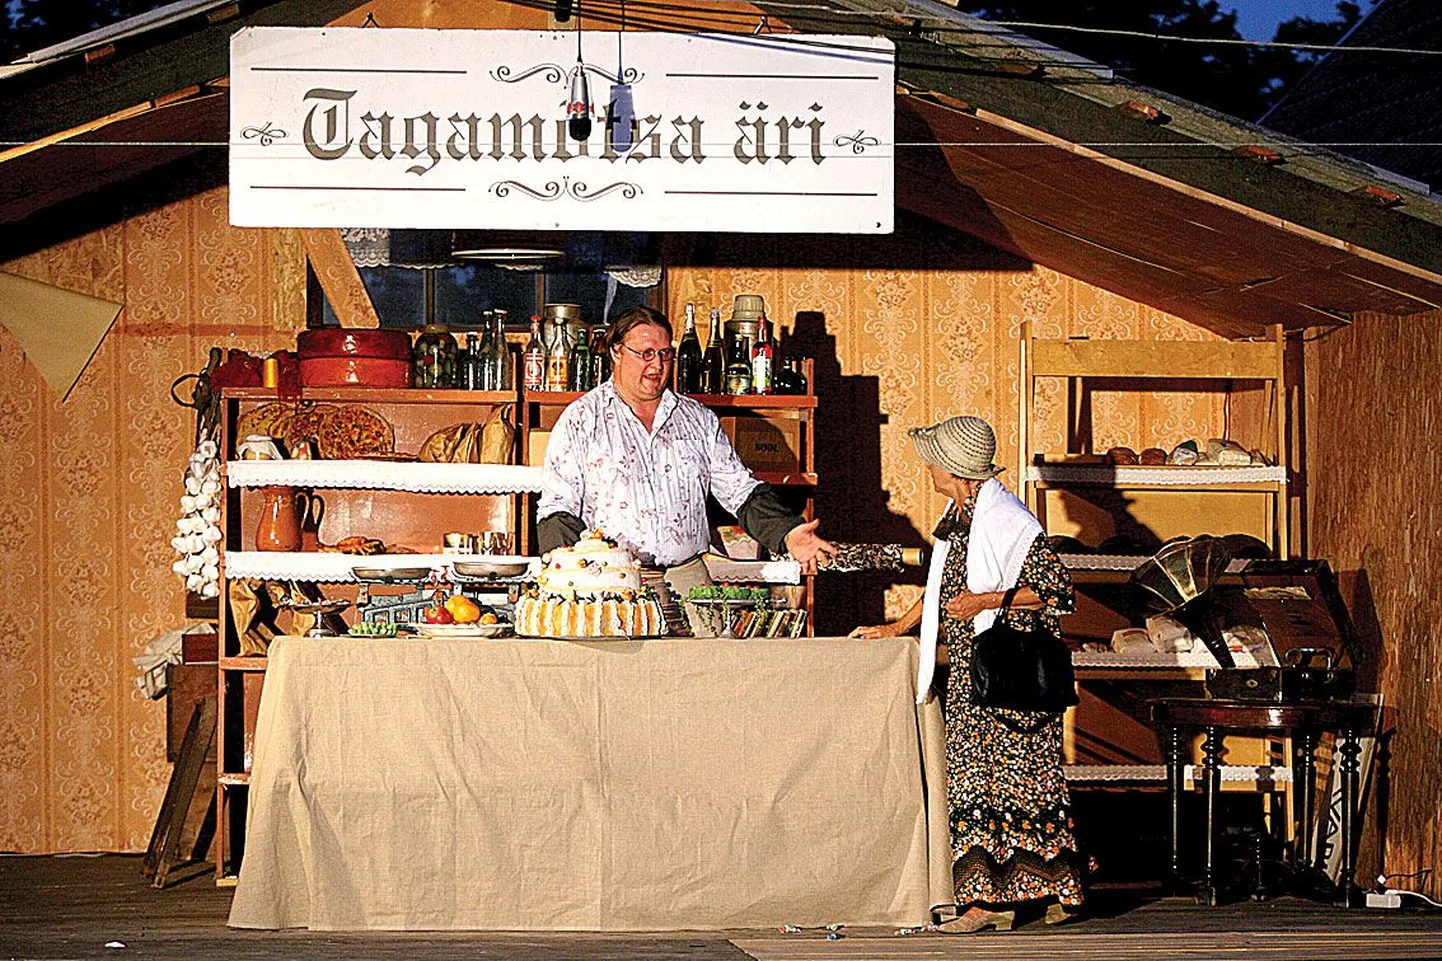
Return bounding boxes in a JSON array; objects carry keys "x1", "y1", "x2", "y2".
[
  {"x1": 1201, "y1": 725, "x2": 1224, "y2": 906},
  {"x1": 1294, "y1": 729, "x2": 1318, "y2": 873},
  {"x1": 1337, "y1": 732, "x2": 1364, "y2": 908},
  {"x1": 1165, "y1": 725, "x2": 1186, "y2": 889}
]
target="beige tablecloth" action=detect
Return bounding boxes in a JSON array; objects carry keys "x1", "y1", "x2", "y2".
[{"x1": 228, "y1": 635, "x2": 951, "y2": 931}]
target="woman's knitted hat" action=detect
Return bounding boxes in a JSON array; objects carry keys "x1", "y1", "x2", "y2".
[{"x1": 908, "y1": 415, "x2": 1005, "y2": 480}]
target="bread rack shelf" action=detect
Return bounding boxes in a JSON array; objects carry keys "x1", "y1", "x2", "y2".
[{"x1": 226, "y1": 460, "x2": 542, "y2": 493}]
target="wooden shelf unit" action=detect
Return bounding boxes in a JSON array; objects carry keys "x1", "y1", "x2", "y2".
[
  {"x1": 1019, "y1": 326, "x2": 1293, "y2": 826},
  {"x1": 213, "y1": 385, "x2": 529, "y2": 883},
  {"x1": 1019, "y1": 323, "x2": 1289, "y2": 559},
  {"x1": 214, "y1": 371, "x2": 821, "y2": 882}
]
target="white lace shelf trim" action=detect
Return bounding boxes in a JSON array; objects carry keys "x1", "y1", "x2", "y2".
[
  {"x1": 225, "y1": 552, "x2": 540, "y2": 583},
  {"x1": 1026, "y1": 464, "x2": 1287, "y2": 485},
  {"x1": 1064, "y1": 764, "x2": 1293, "y2": 783},
  {"x1": 703, "y1": 557, "x2": 802, "y2": 584},
  {"x1": 227, "y1": 460, "x2": 544, "y2": 493},
  {"x1": 1073, "y1": 650, "x2": 1270, "y2": 668},
  {"x1": 1059, "y1": 554, "x2": 1252, "y2": 573}
]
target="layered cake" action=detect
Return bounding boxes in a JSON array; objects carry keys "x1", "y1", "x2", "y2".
[{"x1": 514, "y1": 531, "x2": 666, "y2": 637}]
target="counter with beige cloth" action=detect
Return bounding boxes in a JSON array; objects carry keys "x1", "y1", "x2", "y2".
[{"x1": 228, "y1": 635, "x2": 951, "y2": 931}]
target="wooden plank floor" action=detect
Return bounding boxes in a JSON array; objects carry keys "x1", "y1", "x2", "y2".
[{"x1": 2, "y1": 855, "x2": 1439, "y2": 960}]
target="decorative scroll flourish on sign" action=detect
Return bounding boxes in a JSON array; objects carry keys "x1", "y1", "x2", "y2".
[
  {"x1": 489, "y1": 177, "x2": 642, "y2": 202},
  {"x1": 833, "y1": 130, "x2": 880, "y2": 154},
  {"x1": 491, "y1": 62, "x2": 643, "y2": 86},
  {"x1": 242, "y1": 122, "x2": 288, "y2": 146}
]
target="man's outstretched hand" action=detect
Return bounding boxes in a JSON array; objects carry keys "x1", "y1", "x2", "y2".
[{"x1": 784, "y1": 519, "x2": 838, "y2": 574}]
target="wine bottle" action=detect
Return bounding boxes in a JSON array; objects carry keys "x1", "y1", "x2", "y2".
[
  {"x1": 588, "y1": 325, "x2": 610, "y2": 386},
  {"x1": 750, "y1": 313, "x2": 774, "y2": 395},
  {"x1": 568, "y1": 325, "x2": 593, "y2": 391},
  {"x1": 701, "y1": 307, "x2": 725, "y2": 395},
  {"x1": 676, "y1": 303, "x2": 703, "y2": 394},
  {"x1": 522, "y1": 314, "x2": 546, "y2": 392}
]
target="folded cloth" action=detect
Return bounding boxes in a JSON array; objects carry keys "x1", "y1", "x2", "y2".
[{"x1": 916, "y1": 479, "x2": 1044, "y2": 704}]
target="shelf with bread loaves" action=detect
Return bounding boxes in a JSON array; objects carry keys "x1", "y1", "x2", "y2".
[
  {"x1": 212, "y1": 385, "x2": 539, "y2": 885},
  {"x1": 1017, "y1": 325, "x2": 1296, "y2": 804},
  {"x1": 519, "y1": 358, "x2": 818, "y2": 633}
]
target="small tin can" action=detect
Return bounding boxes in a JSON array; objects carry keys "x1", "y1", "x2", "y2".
[{"x1": 261, "y1": 356, "x2": 280, "y2": 389}]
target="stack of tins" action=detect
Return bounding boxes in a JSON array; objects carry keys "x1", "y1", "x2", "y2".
[{"x1": 297, "y1": 329, "x2": 413, "y2": 387}]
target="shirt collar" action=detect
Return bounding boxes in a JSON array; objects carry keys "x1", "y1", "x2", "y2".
[{"x1": 600, "y1": 379, "x2": 679, "y2": 434}]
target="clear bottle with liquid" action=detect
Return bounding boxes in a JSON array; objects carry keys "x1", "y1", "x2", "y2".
[
  {"x1": 545, "y1": 317, "x2": 571, "y2": 391},
  {"x1": 522, "y1": 314, "x2": 546, "y2": 392},
  {"x1": 750, "y1": 313, "x2": 774, "y2": 395}
]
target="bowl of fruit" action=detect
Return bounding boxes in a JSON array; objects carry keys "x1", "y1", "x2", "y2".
[{"x1": 417, "y1": 591, "x2": 511, "y2": 638}]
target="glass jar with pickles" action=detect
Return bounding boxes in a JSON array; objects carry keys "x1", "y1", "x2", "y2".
[{"x1": 413, "y1": 323, "x2": 459, "y2": 388}]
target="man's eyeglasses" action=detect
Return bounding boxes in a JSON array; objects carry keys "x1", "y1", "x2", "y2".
[{"x1": 616, "y1": 343, "x2": 677, "y2": 364}]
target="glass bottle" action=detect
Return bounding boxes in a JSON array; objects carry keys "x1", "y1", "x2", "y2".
[
  {"x1": 724, "y1": 332, "x2": 753, "y2": 394},
  {"x1": 676, "y1": 303, "x2": 703, "y2": 394},
  {"x1": 522, "y1": 314, "x2": 546, "y2": 392},
  {"x1": 588, "y1": 325, "x2": 610, "y2": 386},
  {"x1": 750, "y1": 313, "x2": 774, "y2": 395},
  {"x1": 774, "y1": 356, "x2": 807, "y2": 395},
  {"x1": 545, "y1": 316, "x2": 571, "y2": 391},
  {"x1": 491, "y1": 310, "x2": 513, "y2": 389},
  {"x1": 701, "y1": 307, "x2": 725, "y2": 395},
  {"x1": 568, "y1": 325, "x2": 593, "y2": 391},
  {"x1": 413, "y1": 322, "x2": 458, "y2": 389},
  {"x1": 461, "y1": 331, "x2": 482, "y2": 390}
]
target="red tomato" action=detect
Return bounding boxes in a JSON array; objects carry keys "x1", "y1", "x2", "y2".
[{"x1": 423, "y1": 606, "x2": 454, "y2": 624}]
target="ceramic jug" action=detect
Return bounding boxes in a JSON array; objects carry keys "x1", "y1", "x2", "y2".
[{"x1": 255, "y1": 485, "x2": 303, "y2": 552}]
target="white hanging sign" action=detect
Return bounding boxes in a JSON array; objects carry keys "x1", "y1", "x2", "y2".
[{"x1": 229, "y1": 27, "x2": 894, "y2": 233}]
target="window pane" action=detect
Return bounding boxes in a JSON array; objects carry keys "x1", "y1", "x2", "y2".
[
  {"x1": 359, "y1": 267, "x2": 425, "y2": 329},
  {"x1": 543, "y1": 272, "x2": 653, "y2": 330},
  {"x1": 437, "y1": 265, "x2": 539, "y2": 330}
]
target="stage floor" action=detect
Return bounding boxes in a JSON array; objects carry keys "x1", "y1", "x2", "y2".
[{"x1": 2, "y1": 855, "x2": 1440, "y2": 960}]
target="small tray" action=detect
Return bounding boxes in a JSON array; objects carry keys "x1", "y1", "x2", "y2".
[
  {"x1": 512, "y1": 632, "x2": 666, "y2": 641},
  {"x1": 352, "y1": 565, "x2": 436, "y2": 582},
  {"x1": 451, "y1": 557, "x2": 531, "y2": 579},
  {"x1": 416, "y1": 622, "x2": 512, "y2": 638}
]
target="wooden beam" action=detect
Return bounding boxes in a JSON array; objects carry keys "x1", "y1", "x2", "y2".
[{"x1": 1030, "y1": 337, "x2": 1281, "y2": 380}]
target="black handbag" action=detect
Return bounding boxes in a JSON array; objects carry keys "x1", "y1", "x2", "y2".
[{"x1": 969, "y1": 591, "x2": 1079, "y2": 714}]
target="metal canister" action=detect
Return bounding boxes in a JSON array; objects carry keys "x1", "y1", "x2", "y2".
[
  {"x1": 724, "y1": 293, "x2": 765, "y2": 360},
  {"x1": 542, "y1": 303, "x2": 584, "y2": 351}
]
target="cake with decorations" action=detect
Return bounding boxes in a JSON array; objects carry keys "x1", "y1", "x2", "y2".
[{"x1": 514, "y1": 530, "x2": 666, "y2": 637}]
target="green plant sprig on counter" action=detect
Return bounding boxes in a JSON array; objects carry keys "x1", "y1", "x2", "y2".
[{"x1": 685, "y1": 584, "x2": 771, "y2": 603}]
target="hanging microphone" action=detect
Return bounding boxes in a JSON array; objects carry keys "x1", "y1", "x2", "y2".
[{"x1": 567, "y1": 62, "x2": 593, "y2": 141}]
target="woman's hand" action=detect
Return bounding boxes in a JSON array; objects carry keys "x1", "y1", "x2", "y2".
[
  {"x1": 944, "y1": 589, "x2": 998, "y2": 622},
  {"x1": 849, "y1": 621, "x2": 906, "y2": 639}
]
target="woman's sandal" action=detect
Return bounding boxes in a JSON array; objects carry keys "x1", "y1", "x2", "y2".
[
  {"x1": 937, "y1": 908, "x2": 1016, "y2": 933},
  {"x1": 1044, "y1": 902, "x2": 1080, "y2": 926}
]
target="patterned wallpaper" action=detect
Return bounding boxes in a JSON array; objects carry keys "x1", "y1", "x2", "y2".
[
  {"x1": 667, "y1": 222, "x2": 1225, "y2": 633},
  {"x1": 0, "y1": 187, "x2": 302, "y2": 853},
  {"x1": 0, "y1": 193, "x2": 1224, "y2": 852}
]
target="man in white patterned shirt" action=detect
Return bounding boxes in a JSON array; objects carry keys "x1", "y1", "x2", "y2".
[{"x1": 538, "y1": 306, "x2": 836, "y2": 591}]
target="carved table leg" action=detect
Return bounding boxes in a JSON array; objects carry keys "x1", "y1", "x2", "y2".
[
  {"x1": 1166, "y1": 725, "x2": 1186, "y2": 891},
  {"x1": 1200, "y1": 725, "x2": 1224, "y2": 906},
  {"x1": 1295, "y1": 729, "x2": 1318, "y2": 878},
  {"x1": 1337, "y1": 732, "x2": 1364, "y2": 908}
]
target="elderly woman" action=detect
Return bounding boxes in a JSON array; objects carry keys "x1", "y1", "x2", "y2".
[{"x1": 851, "y1": 415, "x2": 1084, "y2": 931}]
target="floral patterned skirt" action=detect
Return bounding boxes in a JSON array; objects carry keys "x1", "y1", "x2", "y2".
[{"x1": 944, "y1": 640, "x2": 1085, "y2": 908}]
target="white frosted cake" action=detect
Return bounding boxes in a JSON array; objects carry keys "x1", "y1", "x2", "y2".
[{"x1": 514, "y1": 531, "x2": 665, "y2": 637}]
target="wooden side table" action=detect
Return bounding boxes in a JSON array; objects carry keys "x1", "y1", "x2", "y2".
[{"x1": 1151, "y1": 698, "x2": 1379, "y2": 907}]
